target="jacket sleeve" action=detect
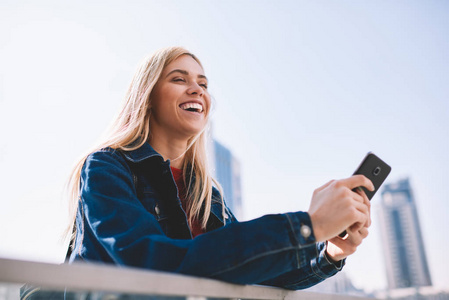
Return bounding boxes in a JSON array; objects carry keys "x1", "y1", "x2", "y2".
[
  {"x1": 259, "y1": 241, "x2": 345, "y2": 289},
  {"x1": 74, "y1": 149, "x2": 343, "y2": 289}
]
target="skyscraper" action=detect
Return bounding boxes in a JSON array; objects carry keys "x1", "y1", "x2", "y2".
[
  {"x1": 378, "y1": 178, "x2": 432, "y2": 289},
  {"x1": 211, "y1": 140, "x2": 243, "y2": 219}
]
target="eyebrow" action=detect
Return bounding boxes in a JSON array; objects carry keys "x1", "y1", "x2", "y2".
[{"x1": 165, "y1": 69, "x2": 208, "y2": 81}]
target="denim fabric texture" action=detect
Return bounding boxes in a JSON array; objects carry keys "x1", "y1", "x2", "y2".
[{"x1": 69, "y1": 142, "x2": 344, "y2": 290}]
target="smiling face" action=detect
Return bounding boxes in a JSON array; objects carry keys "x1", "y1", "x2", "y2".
[{"x1": 149, "y1": 54, "x2": 211, "y2": 142}]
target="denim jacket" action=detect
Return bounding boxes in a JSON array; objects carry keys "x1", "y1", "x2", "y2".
[{"x1": 69, "y1": 142, "x2": 344, "y2": 290}]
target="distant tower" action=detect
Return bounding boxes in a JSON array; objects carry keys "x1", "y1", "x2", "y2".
[
  {"x1": 378, "y1": 178, "x2": 432, "y2": 289},
  {"x1": 212, "y1": 140, "x2": 243, "y2": 219}
]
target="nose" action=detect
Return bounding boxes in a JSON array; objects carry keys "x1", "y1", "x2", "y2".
[{"x1": 187, "y1": 82, "x2": 204, "y2": 96}]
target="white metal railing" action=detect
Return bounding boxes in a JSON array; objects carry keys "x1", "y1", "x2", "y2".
[{"x1": 0, "y1": 258, "x2": 372, "y2": 300}]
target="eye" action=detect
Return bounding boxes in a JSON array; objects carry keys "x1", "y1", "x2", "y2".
[
  {"x1": 198, "y1": 81, "x2": 208, "y2": 89},
  {"x1": 172, "y1": 77, "x2": 186, "y2": 83}
]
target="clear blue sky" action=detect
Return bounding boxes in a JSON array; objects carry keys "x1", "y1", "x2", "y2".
[{"x1": 0, "y1": 0, "x2": 448, "y2": 292}]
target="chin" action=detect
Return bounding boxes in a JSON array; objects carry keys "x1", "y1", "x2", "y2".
[{"x1": 183, "y1": 125, "x2": 206, "y2": 139}]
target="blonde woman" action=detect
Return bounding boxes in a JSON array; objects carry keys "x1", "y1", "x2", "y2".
[{"x1": 66, "y1": 47, "x2": 374, "y2": 289}]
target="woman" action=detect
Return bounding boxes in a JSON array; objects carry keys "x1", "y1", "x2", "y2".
[{"x1": 66, "y1": 46, "x2": 374, "y2": 289}]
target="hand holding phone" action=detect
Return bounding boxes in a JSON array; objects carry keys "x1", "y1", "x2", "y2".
[{"x1": 338, "y1": 152, "x2": 391, "y2": 238}]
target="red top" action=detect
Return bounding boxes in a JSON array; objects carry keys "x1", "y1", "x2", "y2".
[{"x1": 170, "y1": 167, "x2": 205, "y2": 238}]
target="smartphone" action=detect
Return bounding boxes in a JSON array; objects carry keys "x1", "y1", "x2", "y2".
[{"x1": 338, "y1": 152, "x2": 391, "y2": 238}]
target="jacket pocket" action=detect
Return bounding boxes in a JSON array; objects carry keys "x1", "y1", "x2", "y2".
[{"x1": 140, "y1": 188, "x2": 169, "y2": 228}]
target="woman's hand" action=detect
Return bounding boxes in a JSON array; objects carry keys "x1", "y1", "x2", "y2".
[
  {"x1": 325, "y1": 225, "x2": 370, "y2": 262},
  {"x1": 308, "y1": 175, "x2": 374, "y2": 242}
]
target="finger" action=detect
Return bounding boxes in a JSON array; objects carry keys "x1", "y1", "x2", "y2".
[
  {"x1": 352, "y1": 190, "x2": 369, "y2": 204},
  {"x1": 328, "y1": 236, "x2": 346, "y2": 248},
  {"x1": 354, "y1": 189, "x2": 372, "y2": 227},
  {"x1": 348, "y1": 202, "x2": 370, "y2": 229},
  {"x1": 348, "y1": 223, "x2": 369, "y2": 236},
  {"x1": 355, "y1": 188, "x2": 371, "y2": 206},
  {"x1": 358, "y1": 227, "x2": 369, "y2": 239},
  {"x1": 341, "y1": 175, "x2": 375, "y2": 192},
  {"x1": 349, "y1": 221, "x2": 364, "y2": 232},
  {"x1": 352, "y1": 198, "x2": 370, "y2": 216},
  {"x1": 347, "y1": 227, "x2": 369, "y2": 246},
  {"x1": 352, "y1": 227, "x2": 369, "y2": 246}
]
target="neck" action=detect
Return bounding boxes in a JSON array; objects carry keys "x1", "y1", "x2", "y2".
[{"x1": 149, "y1": 135, "x2": 189, "y2": 169}]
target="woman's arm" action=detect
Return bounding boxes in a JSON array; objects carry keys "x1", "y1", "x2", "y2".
[
  {"x1": 259, "y1": 241, "x2": 344, "y2": 289},
  {"x1": 72, "y1": 149, "x2": 367, "y2": 289}
]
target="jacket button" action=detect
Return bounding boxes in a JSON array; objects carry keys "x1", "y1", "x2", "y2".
[
  {"x1": 155, "y1": 205, "x2": 161, "y2": 215},
  {"x1": 300, "y1": 224, "x2": 312, "y2": 239}
]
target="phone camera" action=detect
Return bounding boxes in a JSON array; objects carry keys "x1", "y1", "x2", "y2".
[{"x1": 373, "y1": 166, "x2": 381, "y2": 176}]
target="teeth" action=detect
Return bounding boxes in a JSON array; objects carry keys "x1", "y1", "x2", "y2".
[{"x1": 180, "y1": 102, "x2": 203, "y2": 112}]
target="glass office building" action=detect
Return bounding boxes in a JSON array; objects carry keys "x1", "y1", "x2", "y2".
[
  {"x1": 212, "y1": 140, "x2": 243, "y2": 219},
  {"x1": 379, "y1": 178, "x2": 432, "y2": 289}
]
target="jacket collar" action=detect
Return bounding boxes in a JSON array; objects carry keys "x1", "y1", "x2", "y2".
[{"x1": 121, "y1": 141, "x2": 164, "y2": 163}]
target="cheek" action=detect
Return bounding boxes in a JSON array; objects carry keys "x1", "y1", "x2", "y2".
[
  {"x1": 149, "y1": 86, "x2": 163, "y2": 108},
  {"x1": 151, "y1": 87, "x2": 175, "y2": 110},
  {"x1": 204, "y1": 95, "x2": 212, "y2": 114}
]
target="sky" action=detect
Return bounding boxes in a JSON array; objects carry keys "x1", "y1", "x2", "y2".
[{"x1": 0, "y1": 0, "x2": 448, "y2": 293}]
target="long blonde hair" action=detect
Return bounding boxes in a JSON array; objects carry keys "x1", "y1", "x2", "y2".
[{"x1": 65, "y1": 46, "x2": 223, "y2": 242}]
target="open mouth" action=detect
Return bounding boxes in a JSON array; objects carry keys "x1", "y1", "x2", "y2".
[{"x1": 179, "y1": 102, "x2": 203, "y2": 113}]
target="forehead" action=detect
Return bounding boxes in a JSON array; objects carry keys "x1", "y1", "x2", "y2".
[{"x1": 163, "y1": 55, "x2": 205, "y2": 77}]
